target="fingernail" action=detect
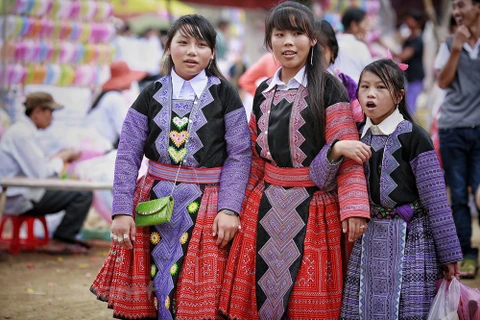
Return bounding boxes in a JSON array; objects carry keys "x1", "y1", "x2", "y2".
[{"x1": 342, "y1": 229, "x2": 346, "y2": 233}]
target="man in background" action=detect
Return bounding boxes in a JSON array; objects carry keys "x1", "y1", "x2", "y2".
[
  {"x1": 0, "y1": 92, "x2": 92, "y2": 254},
  {"x1": 435, "y1": 0, "x2": 480, "y2": 278}
]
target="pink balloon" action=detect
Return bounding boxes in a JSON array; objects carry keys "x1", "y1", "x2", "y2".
[
  {"x1": 14, "y1": 41, "x2": 27, "y2": 61},
  {"x1": 69, "y1": 0, "x2": 81, "y2": 19}
]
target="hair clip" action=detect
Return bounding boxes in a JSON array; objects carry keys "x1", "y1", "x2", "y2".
[{"x1": 386, "y1": 49, "x2": 409, "y2": 71}]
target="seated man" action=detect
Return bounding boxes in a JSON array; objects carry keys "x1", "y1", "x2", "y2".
[{"x1": 0, "y1": 92, "x2": 92, "y2": 254}]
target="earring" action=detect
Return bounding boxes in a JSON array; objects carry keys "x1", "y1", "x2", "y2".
[
  {"x1": 310, "y1": 47, "x2": 314, "y2": 66},
  {"x1": 208, "y1": 60, "x2": 212, "y2": 69}
]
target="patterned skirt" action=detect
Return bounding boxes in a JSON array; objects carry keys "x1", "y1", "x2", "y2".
[
  {"x1": 220, "y1": 165, "x2": 345, "y2": 320},
  {"x1": 341, "y1": 202, "x2": 442, "y2": 320},
  {"x1": 91, "y1": 163, "x2": 227, "y2": 320}
]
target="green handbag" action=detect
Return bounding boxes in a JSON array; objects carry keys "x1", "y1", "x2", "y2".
[{"x1": 135, "y1": 196, "x2": 174, "y2": 227}]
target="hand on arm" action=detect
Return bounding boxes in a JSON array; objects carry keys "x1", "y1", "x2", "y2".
[
  {"x1": 111, "y1": 215, "x2": 136, "y2": 249},
  {"x1": 212, "y1": 210, "x2": 240, "y2": 248},
  {"x1": 328, "y1": 140, "x2": 372, "y2": 164},
  {"x1": 342, "y1": 217, "x2": 368, "y2": 242}
]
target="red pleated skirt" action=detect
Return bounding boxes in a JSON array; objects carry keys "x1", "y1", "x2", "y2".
[
  {"x1": 91, "y1": 163, "x2": 228, "y2": 319},
  {"x1": 219, "y1": 164, "x2": 346, "y2": 319}
]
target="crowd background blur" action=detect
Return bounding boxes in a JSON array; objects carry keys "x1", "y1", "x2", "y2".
[{"x1": 0, "y1": 0, "x2": 475, "y2": 244}]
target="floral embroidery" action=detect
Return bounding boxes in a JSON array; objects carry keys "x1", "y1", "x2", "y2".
[
  {"x1": 170, "y1": 263, "x2": 178, "y2": 276},
  {"x1": 150, "y1": 232, "x2": 160, "y2": 245},
  {"x1": 180, "y1": 232, "x2": 188, "y2": 244},
  {"x1": 173, "y1": 116, "x2": 189, "y2": 130},
  {"x1": 165, "y1": 296, "x2": 170, "y2": 309},
  {"x1": 168, "y1": 146, "x2": 187, "y2": 164},
  {"x1": 150, "y1": 264, "x2": 157, "y2": 278},
  {"x1": 169, "y1": 130, "x2": 189, "y2": 148},
  {"x1": 187, "y1": 201, "x2": 199, "y2": 214},
  {"x1": 153, "y1": 296, "x2": 159, "y2": 310}
]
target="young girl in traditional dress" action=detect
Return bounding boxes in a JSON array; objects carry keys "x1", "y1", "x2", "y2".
[
  {"x1": 90, "y1": 15, "x2": 251, "y2": 320},
  {"x1": 340, "y1": 59, "x2": 462, "y2": 319},
  {"x1": 219, "y1": 2, "x2": 371, "y2": 319}
]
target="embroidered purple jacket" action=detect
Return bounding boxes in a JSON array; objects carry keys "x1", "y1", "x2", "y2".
[{"x1": 111, "y1": 75, "x2": 251, "y2": 216}]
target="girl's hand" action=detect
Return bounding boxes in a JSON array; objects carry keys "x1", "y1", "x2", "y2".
[
  {"x1": 329, "y1": 140, "x2": 372, "y2": 164},
  {"x1": 111, "y1": 215, "x2": 136, "y2": 249},
  {"x1": 443, "y1": 262, "x2": 459, "y2": 280},
  {"x1": 342, "y1": 217, "x2": 368, "y2": 242},
  {"x1": 212, "y1": 211, "x2": 240, "y2": 248}
]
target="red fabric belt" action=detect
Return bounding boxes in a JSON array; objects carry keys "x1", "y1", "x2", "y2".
[
  {"x1": 148, "y1": 160, "x2": 222, "y2": 184},
  {"x1": 264, "y1": 162, "x2": 316, "y2": 187}
]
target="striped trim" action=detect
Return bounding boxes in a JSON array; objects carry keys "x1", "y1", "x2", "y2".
[
  {"x1": 264, "y1": 162, "x2": 315, "y2": 187},
  {"x1": 148, "y1": 161, "x2": 222, "y2": 184}
]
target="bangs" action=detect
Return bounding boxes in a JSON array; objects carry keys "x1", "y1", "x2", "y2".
[
  {"x1": 363, "y1": 60, "x2": 404, "y2": 99},
  {"x1": 178, "y1": 24, "x2": 207, "y2": 42},
  {"x1": 269, "y1": 8, "x2": 311, "y2": 34}
]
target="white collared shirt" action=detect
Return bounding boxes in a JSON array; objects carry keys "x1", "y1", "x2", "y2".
[
  {"x1": 171, "y1": 68, "x2": 208, "y2": 99},
  {"x1": 434, "y1": 38, "x2": 480, "y2": 71},
  {"x1": 361, "y1": 108, "x2": 405, "y2": 138},
  {"x1": 262, "y1": 66, "x2": 308, "y2": 93},
  {"x1": 0, "y1": 116, "x2": 64, "y2": 214},
  {"x1": 332, "y1": 33, "x2": 372, "y2": 83}
]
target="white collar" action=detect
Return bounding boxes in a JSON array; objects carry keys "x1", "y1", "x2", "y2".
[
  {"x1": 463, "y1": 37, "x2": 480, "y2": 57},
  {"x1": 171, "y1": 69, "x2": 208, "y2": 99},
  {"x1": 361, "y1": 108, "x2": 405, "y2": 138},
  {"x1": 20, "y1": 115, "x2": 40, "y2": 134},
  {"x1": 263, "y1": 66, "x2": 307, "y2": 93}
]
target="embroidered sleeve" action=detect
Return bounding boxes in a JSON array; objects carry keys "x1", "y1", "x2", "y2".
[
  {"x1": 310, "y1": 101, "x2": 370, "y2": 221},
  {"x1": 410, "y1": 149, "x2": 463, "y2": 264},
  {"x1": 218, "y1": 106, "x2": 252, "y2": 214},
  {"x1": 111, "y1": 108, "x2": 149, "y2": 216}
]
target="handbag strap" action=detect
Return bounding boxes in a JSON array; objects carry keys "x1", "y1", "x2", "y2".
[{"x1": 168, "y1": 94, "x2": 202, "y2": 196}]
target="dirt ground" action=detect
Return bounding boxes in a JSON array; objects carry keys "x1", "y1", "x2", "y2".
[{"x1": 1, "y1": 223, "x2": 479, "y2": 320}]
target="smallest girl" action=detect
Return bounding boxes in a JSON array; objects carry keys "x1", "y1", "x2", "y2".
[{"x1": 337, "y1": 59, "x2": 463, "y2": 319}]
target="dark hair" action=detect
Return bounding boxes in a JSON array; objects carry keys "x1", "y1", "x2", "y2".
[
  {"x1": 217, "y1": 20, "x2": 229, "y2": 28},
  {"x1": 358, "y1": 59, "x2": 414, "y2": 123},
  {"x1": 342, "y1": 7, "x2": 366, "y2": 31},
  {"x1": 316, "y1": 19, "x2": 339, "y2": 64},
  {"x1": 406, "y1": 10, "x2": 424, "y2": 23},
  {"x1": 264, "y1": 1, "x2": 327, "y2": 145},
  {"x1": 162, "y1": 14, "x2": 224, "y2": 79},
  {"x1": 25, "y1": 106, "x2": 49, "y2": 117}
]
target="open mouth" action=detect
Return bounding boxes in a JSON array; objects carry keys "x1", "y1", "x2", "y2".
[
  {"x1": 366, "y1": 101, "x2": 376, "y2": 110},
  {"x1": 282, "y1": 50, "x2": 296, "y2": 57}
]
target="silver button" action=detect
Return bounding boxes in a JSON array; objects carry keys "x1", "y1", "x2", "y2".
[
  {"x1": 265, "y1": 131, "x2": 268, "y2": 135},
  {"x1": 267, "y1": 110, "x2": 271, "y2": 114},
  {"x1": 183, "y1": 160, "x2": 187, "y2": 163},
  {"x1": 267, "y1": 152, "x2": 270, "y2": 156},
  {"x1": 194, "y1": 101, "x2": 198, "y2": 105},
  {"x1": 189, "y1": 119, "x2": 193, "y2": 123}
]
